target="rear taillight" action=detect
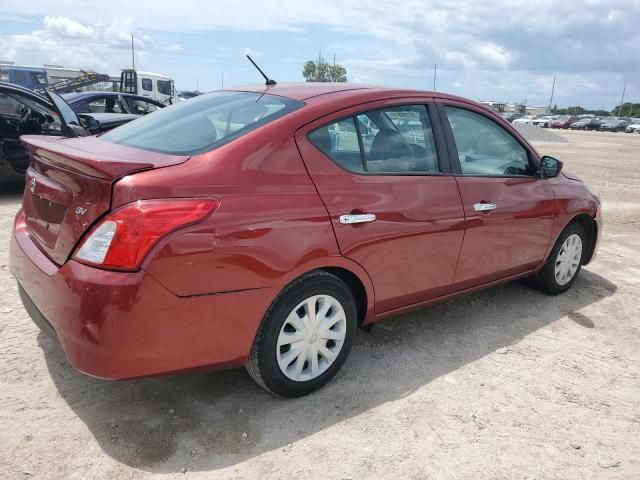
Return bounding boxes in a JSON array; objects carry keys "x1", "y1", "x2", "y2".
[{"x1": 73, "y1": 198, "x2": 218, "y2": 271}]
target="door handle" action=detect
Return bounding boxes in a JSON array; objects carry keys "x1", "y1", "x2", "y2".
[
  {"x1": 339, "y1": 213, "x2": 377, "y2": 225},
  {"x1": 474, "y1": 202, "x2": 497, "y2": 212}
]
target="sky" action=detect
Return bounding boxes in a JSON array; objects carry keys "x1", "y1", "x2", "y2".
[{"x1": 1, "y1": 0, "x2": 638, "y2": 110}]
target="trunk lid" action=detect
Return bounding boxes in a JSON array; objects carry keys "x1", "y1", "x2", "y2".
[{"x1": 20, "y1": 135, "x2": 189, "y2": 265}]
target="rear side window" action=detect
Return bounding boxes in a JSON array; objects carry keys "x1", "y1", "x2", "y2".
[
  {"x1": 308, "y1": 104, "x2": 439, "y2": 174},
  {"x1": 308, "y1": 117, "x2": 364, "y2": 172},
  {"x1": 102, "y1": 91, "x2": 303, "y2": 155},
  {"x1": 141, "y1": 78, "x2": 152, "y2": 91}
]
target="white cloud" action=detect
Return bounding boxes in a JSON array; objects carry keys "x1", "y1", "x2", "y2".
[
  {"x1": 243, "y1": 48, "x2": 262, "y2": 58},
  {"x1": 0, "y1": 1, "x2": 637, "y2": 106},
  {"x1": 43, "y1": 16, "x2": 95, "y2": 38},
  {"x1": 0, "y1": 16, "x2": 153, "y2": 73},
  {"x1": 165, "y1": 44, "x2": 183, "y2": 52}
]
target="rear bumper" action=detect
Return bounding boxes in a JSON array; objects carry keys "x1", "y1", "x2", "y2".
[{"x1": 10, "y1": 211, "x2": 276, "y2": 380}]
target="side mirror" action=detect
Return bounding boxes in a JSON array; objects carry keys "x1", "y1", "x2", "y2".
[{"x1": 539, "y1": 156, "x2": 563, "y2": 178}]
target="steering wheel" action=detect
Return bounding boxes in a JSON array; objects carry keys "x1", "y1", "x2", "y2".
[
  {"x1": 19, "y1": 107, "x2": 32, "y2": 124},
  {"x1": 504, "y1": 166, "x2": 523, "y2": 176}
]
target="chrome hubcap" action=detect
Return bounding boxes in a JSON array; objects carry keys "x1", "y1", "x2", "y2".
[
  {"x1": 276, "y1": 294, "x2": 347, "y2": 382},
  {"x1": 554, "y1": 234, "x2": 582, "y2": 286}
]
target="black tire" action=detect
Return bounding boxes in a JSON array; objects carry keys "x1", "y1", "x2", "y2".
[
  {"x1": 531, "y1": 222, "x2": 586, "y2": 295},
  {"x1": 245, "y1": 270, "x2": 357, "y2": 397}
]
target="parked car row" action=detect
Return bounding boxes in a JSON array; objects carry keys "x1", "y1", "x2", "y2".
[
  {"x1": 508, "y1": 112, "x2": 639, "y2": 132},
  {"x1": 568, "y1": 116, "x2": 639, "y2": 132}
]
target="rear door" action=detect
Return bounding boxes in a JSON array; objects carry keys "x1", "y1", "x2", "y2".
[
  {"x1": 296, "y1": 99, "x2": 466, "y2": 313},
  {"x1": 437, "y1": 100, "x2": 556, "y2": 288},
  {"x1": 0, "y1": 86, "x2": 62, "y2": 175}
]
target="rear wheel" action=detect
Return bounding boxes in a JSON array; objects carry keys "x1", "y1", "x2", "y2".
[
  {"x1": 532, "y1": 223, "x2": 586, "y2": 294},
  {"x1": 245, "y1": 271, "x2": 357, "y2": 397}
]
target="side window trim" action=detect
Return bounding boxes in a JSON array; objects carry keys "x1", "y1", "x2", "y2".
[
  {"x1": 352, "y1": 114, "x2": 368, "y2": 172},
  {"x1": 427, "y1": 102, "x2": 452, "y2": 175},
  {"x1": 307, "y1": 102, "x2": 449, "y2": 177},
  {"x1": 436, "y1": 101, "x2": 537, "y2": 178}
]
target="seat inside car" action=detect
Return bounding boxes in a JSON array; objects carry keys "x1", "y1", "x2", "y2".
[{"x1": 368, "y1": 128, "x2": 424, "y2": 172}]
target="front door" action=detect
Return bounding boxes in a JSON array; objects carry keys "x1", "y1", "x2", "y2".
[
  {"x1": 438, "y1": 102, "x2": 556, "y2": 288},
  {"x1": 0, "y1": 87, "x2": 63, "y2": 176},
  {"x1": 296, "y1": 101, "x2": 466, "y2": 313}
]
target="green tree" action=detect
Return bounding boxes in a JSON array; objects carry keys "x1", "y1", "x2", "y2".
[
  {"x1": 302, "y1": 56, "x2": 347, "y2": 82},
  {"x1": 613, "y1": 103, "x2": 640, "y2": 117}
]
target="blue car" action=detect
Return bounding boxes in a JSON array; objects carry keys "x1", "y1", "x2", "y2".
[{"x1": 62, "y1": 91, "x2": 165, "y2": 116}]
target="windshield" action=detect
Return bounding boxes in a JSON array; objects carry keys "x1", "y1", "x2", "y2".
[{"x1": 102, "y1": 91, "x2": 304, "y2": 155}]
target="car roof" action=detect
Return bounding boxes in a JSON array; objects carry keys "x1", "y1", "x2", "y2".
[
  {"x1": 0, "y1": 81, "x2": 50, "y2": 102},
  {"x1": 62, "y1": 91, "x2": 157, "y2": 102},
  {"x1": 227, "y1": 82, "x2": 468, "y2": 102}
]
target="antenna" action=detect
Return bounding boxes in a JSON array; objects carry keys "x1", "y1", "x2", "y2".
[{"x1": 246, "y1": 55, "x2": 276, "y2": 86}]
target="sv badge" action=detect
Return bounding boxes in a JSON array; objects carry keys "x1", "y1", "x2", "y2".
[{"x1": 75, "y1": 206, "x2": 88, "y2": 217}]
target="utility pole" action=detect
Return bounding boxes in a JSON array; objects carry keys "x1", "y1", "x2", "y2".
[
  {"x1": 547, "y1": 74, "x2": 556, "y2": 114},
  {"x1": 617, "y1": 81, "x2": 627, "y2": 117},
  {"x1": 433, "y1": 64, "x2": 437, "y2": 91},
  {"x1": 221, "y1": 72, "x2": 224, "y2": 89},
  {"x1": 131, "y1": 35, "x2": 135, "y2": 69}
]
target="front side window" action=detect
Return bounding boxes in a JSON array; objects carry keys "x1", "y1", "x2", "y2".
[
  {"x1": 157, "y1": 80, "x2": 172, "y2": 96},
  {"x1": 86, "y1": 97, "x2": 124, "y2": 114},
  {"x1": 127, "y1": 98, "x2": 160, "y2": 115},
  {"x1": 445, "y1": 106, "x2": 531, "y2": 176},
  {"x1": 308, "y1": 104, "x2": 439, "y2": 174},
  {"x1": 0, "y1": 91, "x2": 61, "y2": 132},
  {"x1": 102, "y1": 91, "x2": 303, "y2": 155},
  {"x1": 141, "y1": 78, "x2": 152, "y2": 91}
]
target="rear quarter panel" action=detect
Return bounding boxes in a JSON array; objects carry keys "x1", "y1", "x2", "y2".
[{"x1": 111, "y1": 120, "x2": 375, "y2": 316}]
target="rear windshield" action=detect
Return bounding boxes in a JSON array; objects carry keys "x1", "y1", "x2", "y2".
[{"x1": 102, "y1": 91, "x2": 303, "y2": 155}]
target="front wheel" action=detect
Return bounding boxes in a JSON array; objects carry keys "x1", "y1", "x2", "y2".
[
  {"x1": 245, "y1": 271, "x2": 357, "y2": 397},
  {"x1": 531, "y1": 223, "x2": 586, "y2": 294}
]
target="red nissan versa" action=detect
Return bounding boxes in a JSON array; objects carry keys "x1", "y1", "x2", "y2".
[{"x1": 10, "y1": 83, "x2": 601, "y2": 397}]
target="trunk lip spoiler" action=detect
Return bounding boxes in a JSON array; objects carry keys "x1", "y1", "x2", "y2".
[{"x1": 20, "y1": 135, "x2": 190, "y2": 180}]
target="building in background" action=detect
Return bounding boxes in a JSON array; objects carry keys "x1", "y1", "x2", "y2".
[{"x1": 479, "y1": 100, "x2": 547, "y2": 116}]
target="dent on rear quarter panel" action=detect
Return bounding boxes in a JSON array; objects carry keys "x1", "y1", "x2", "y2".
[{"x1": 111, "y1": 123, "x2": 344, "y2": 297}]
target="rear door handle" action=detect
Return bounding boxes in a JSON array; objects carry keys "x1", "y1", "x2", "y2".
[
  {"x1": 339, "y1": 213, "x2": 377, "y2": 225},
  {"x1": 474, "y1": 202, "x2": 497, "y2": 212}
]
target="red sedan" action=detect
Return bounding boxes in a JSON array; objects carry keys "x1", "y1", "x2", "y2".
[{"x1": 10, "y1": 83, "x2": 601, "y2": 397}]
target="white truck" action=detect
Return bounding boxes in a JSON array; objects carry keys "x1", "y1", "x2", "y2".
[{"x1": 119, "y1": 69, "x2": 177, "y2": 105}]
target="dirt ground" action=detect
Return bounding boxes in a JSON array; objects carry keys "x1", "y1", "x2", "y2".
[{"x1": 1, "y1": 129, "x2": 639, "y2": 479}]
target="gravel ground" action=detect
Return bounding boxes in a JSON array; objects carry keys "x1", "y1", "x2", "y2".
[
  {"x1": 1, "y1": 129, "x2": 639, "y2": 479},
  {"x1": 513, "y1": 123, "x2": 569, "y2": 142}
]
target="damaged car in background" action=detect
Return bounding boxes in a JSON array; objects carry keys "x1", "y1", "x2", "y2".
[{"x1": 0, "y1": 82, "x2": 139, "y2": 183}]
